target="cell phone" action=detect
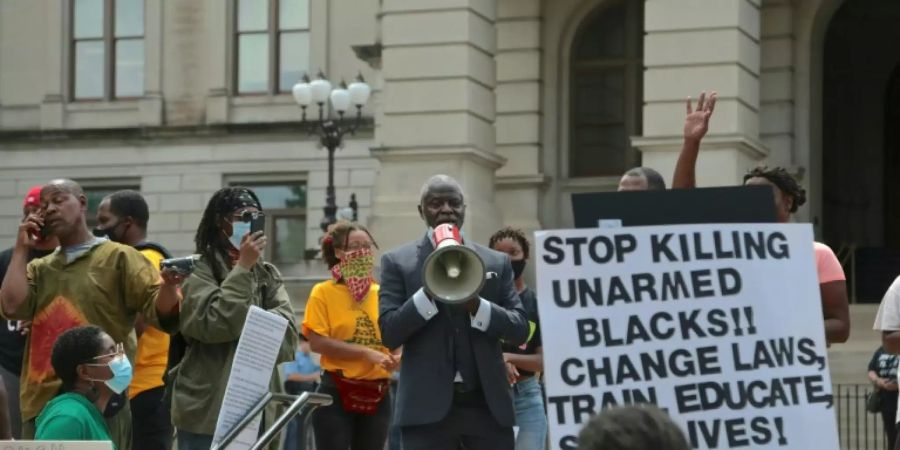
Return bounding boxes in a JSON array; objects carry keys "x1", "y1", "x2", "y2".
[
  {"x1": 30, "y1": 217, "x2": 48, "y2": 241},
  {"x1": 250, "y1": 213, "x2": 266, "y2": 235}
]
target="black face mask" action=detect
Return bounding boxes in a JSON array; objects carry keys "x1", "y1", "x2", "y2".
[
  {"x1": 93, "y1": 221, "x2": 125, "y2": 242},
  {"x1": 511, "y1": 259, "x2": 526, "y2": 280},
  {"x1": 91, "y1": 226, "x2": 111, "y2": 239},
  {"x1": 103, "y1": 390, "x2": 128, "y2": 417}
]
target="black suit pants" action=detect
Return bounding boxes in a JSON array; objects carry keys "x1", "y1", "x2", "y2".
[{"x1": 401, "y1": 390, "x2": 514, "y2": 450}]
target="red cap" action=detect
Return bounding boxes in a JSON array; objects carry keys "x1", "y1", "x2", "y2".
[{"x1": 23, "y1": 185, "x2": 43, "y2": 208}]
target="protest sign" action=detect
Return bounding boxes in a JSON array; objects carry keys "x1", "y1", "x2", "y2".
[{"x1": 535, "y1": 223, "x2": 838, "y2": 450}]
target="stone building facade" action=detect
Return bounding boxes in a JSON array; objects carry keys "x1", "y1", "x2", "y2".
[{"x1": 1, "y1": 0, "x2": 898, "y2": 390}]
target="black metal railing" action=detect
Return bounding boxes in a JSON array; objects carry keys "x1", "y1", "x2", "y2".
[{"x1": 835, "y1": 384, "x2": 892, "y2": 450}]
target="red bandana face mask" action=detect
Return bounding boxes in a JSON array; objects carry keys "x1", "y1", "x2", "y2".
[{"x1": 331, "y1": 248, "x2": 375, "y2": 302}]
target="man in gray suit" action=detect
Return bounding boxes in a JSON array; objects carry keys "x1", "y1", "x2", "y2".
[{"x1": 379, "y1": 174, "x2": 530, "y2": 450}]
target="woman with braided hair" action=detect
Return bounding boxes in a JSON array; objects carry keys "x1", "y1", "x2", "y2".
[
  {"x1": 169, "y1": 186, "x2": 299, "y2": 450},
  {"x1": 302, "y1": 220, "x2": 398, "y2": 450},
  {"x1": 743, "y1": 167, "x2": 850, "y2": 344},
  {"x1": 670, "y1": 101, "x2": 850, "y2": 344}
]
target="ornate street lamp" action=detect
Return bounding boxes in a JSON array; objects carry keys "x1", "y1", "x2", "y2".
[{"x1": 292, "y1": 71, "x2": 371, "y2": 232}]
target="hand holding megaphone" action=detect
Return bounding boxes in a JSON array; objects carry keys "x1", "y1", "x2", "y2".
[{"x1": 422, "y1": 224, "x2": 486, "y2": 306}]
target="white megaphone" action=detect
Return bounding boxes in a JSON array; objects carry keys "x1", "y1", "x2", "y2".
[{"x1": 422, "y1": 223, "x2": 486, "y2": 304}]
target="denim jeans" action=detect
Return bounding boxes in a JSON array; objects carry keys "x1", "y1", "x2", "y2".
[
  {"x1": 512, "y1": 377, "x2": 547, "y2": 450},
  {"x1": 177, "y1": 430, "x2": 214, "y2": 450}
]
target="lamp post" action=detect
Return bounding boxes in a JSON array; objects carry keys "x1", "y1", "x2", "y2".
[{"x1": 292, "y1": 71, "x2": 371, "y2": 233}]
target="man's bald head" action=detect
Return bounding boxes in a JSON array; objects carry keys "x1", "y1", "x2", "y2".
[
  {"x1": 418, "y1": 174, "x2": 466, "y2": 229},
  {"x1": 40, "y1": 179, "x2": 89, "y2": 242},
  {"x1": 42, "y1": 179, "x2": 85, "y2": 198},
  {"x1": 618, "y1": 167, "x2": 667, "y2": 192}
]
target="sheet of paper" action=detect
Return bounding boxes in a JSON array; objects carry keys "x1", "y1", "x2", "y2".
[{"x1": 212, "y1": 305, "x2": 289, "y2": 450}]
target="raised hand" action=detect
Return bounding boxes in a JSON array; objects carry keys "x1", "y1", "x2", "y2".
[{"x1": 684, "y1": 91, "x2": 717, "y2": 143}]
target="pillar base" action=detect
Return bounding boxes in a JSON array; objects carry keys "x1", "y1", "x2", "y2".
[{"x1": 368, "y1": 146, "x2": 506, "y2": 251}]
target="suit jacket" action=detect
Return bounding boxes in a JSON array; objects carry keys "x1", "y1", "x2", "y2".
[{"x1": 378, "y1": 235, "x2": 529, "y2": 427}]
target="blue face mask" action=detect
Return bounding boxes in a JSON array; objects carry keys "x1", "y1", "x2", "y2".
[
  {"x1": 229, "y1": 221, "x2": 251, "y2": 250},
  {"x1": 105, "y1": 356, "x2": 133, "y2": 394},
  {"x1": 89, "y1": 355, "x2": 133, "y2": 394}
]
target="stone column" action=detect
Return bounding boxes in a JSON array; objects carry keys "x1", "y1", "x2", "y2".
[
  {"x1": 633, "y1": 0, "x2": 768, "y2": 187},
  {"x1": 139, "y1": 0, "x2": 164, "y2": 125},
  {"x1": 204, "y1": 0, "x2": 229, "y2": 124},
  {"x1": 494, "y1": 0, "x2": 545, "y2": 233},
  {"x1": 40, "y1": 0, "x2": 64, "y2": 129},
  {"x1": 369, "y1": 0, "x2": 503, "y2": 250}
]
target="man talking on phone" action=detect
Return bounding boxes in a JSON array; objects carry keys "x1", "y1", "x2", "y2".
[
  {"x1": 0, "y1": 185, "x2": 59, "y2": 439},
  {"x1": 0, "y1": 179, "x2": 181, "y2": 450},
  {"x1": 95, "y1": 190, "x2": 177, "y2": 450}
]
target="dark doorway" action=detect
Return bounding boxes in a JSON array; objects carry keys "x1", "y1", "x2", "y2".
[
  {"x1": 823, "y1": 0, "x2": 900, "y2": 302},
  {"x1": 884, "y1": 66, "x2": 900, "y2": 247}
]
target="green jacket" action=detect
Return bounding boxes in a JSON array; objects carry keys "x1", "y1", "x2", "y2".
[
  {"x1": 170, "y1": 255, "x2": 298, "y2": 435},
  {"x1": 36, "y1": 392, "x2": 116, "y2": 449}
]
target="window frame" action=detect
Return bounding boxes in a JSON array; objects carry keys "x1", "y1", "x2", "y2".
[
  {"x1": 225, "y1": 174, "x2": 309, "y2": 263},
  {"x1": 69, "y1": 0, "x2": 146, "y2": 102},
  {"x1": 568, "y1": 0, "x2": 644, "y2": 178},
  {"x1": 232, "y1": 0, "x2": 311, "y2": 96}
]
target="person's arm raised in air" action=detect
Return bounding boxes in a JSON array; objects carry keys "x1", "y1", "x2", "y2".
[{"x1": 672, "y1": 91, "x2": 717, "y2": 189}]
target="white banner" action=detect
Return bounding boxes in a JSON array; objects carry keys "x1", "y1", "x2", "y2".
[{"x1": 535, "y1": 224, "x2": 838, "y2": 450}]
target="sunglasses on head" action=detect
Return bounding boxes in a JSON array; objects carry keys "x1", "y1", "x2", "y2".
[{"x1": 231, "y1": 210, "x2": 264, "y2": 223}]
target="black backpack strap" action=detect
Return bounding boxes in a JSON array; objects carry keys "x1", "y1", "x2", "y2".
[{"x1": 134, "y1": 241, "x2": 173, "y2": 259}]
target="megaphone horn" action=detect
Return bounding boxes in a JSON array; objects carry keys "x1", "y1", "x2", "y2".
[{"x1": 423, "y1": 224, "x2": 486, "y2": 304}]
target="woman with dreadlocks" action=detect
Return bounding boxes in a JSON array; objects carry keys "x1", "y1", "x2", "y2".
[
  {"x1": 743, "y1": 167, "x2": 850, "y2": 344},
  {"x1": 302, "y1": 220, "x2": 398, "y2": 450},
  {"x1": 169, "y1": 186, "x2": 299, "y2": 450}
]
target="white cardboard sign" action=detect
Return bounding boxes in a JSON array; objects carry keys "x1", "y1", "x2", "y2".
[{"x1": 535, "y1": 224, "x2": 838, "y2": 450}]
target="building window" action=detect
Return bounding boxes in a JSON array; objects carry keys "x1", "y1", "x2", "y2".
[
  {"x1": 81, "y1": 182, "x2": 141, "y2": 228},
  {"x1": 235, "y1": 0, "x2": 310, "y2": 95},
  {"x1": 569, "y1": 0, "x2": 643, "y2": 177},
  {"x1": 71, "y1": 0, "x2": 145, "y2": 100},
  {"x1": 229, "y1": 181, "x2": 308, "y2": 264}
]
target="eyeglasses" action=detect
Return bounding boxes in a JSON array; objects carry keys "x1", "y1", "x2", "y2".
[
  {"x1": 92, "y1": 342, "x2": 124, "y2": 361},
  {"x1": 341, "y1": 241, "x2": 374, "y2": 251}
]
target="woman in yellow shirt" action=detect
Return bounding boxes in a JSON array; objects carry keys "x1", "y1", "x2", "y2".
[{"x1": 303, "y1": 221, "x2": 398, "y2": 450}]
